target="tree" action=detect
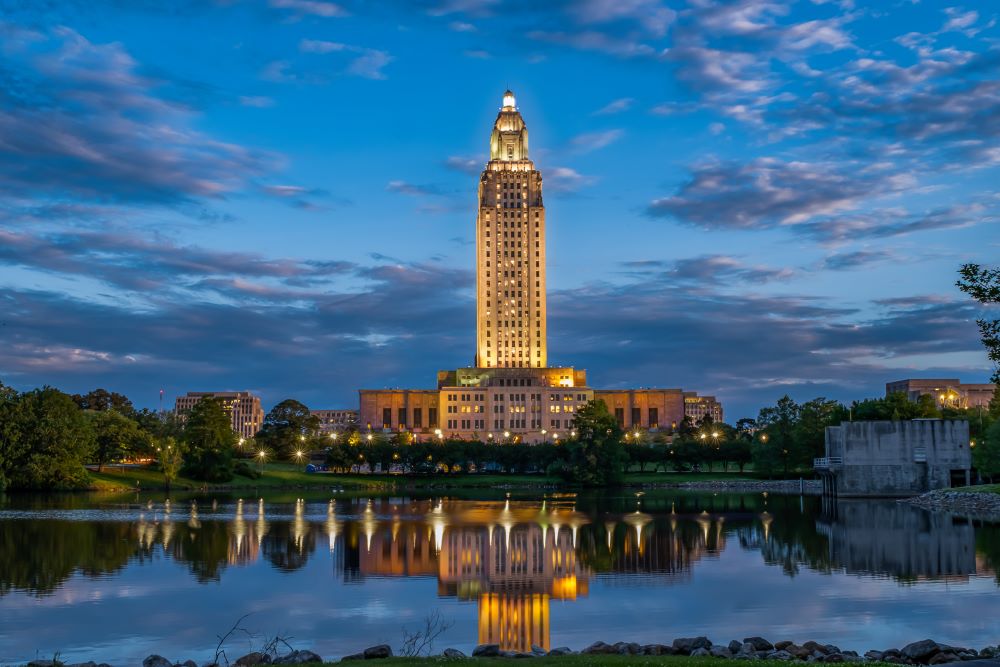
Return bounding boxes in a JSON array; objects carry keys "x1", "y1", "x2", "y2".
[
  {"x1": 256, "y1": 399, "x2": 320, "y2": 460},
  {"x1": 794, "y1": 398, "x2": 846, "y2": 468},
  {"x1": 90, "y1": 409, "x2": 145, "y2": 471},
  {"x1": 558, "y1": 400, "x2": 627, "y2": 486},
  {"x1": 0, "y1": 382, "x2": 26, "y2": 491},
  {"x1": 974, "y1": 420, "x2": 1000, "y2": 482},
  {"x1": 957, "y1": 263, "x2": 1000, "y2": 384},
  {"x1": 72, "y1": 388, "x2": 135, "y2": 415},
  {"x1": 756, "y1": 395, "x2": 800, "y2": 476},
  {"x1": 157, "y1": 436, "x2": 185, "y2": 490},
  {"x1": 4, "y1": 387, "x2": 95, "y2": 490},
  {"x1": 182, "y1": 398, "x2": 236, "y2": 482}
]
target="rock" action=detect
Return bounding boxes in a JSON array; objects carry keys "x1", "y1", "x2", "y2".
[
  {"x1": 505, "y1": 651, "x2": 533, "y2": 659},
  {"x1": 744, "y1": 638, "x2": 774, "y2": 652},
  {"x1": 145, "y1": 656, "x2": 173, "y2": 667},
  {"x1": 66, "y1": 663, "x2": 97, "y2": 667},
  {"x1": 928, "y1": 653, "x2": 959, "y2": 665},
  {"x1": 642, "y1": 645, "x2": 674, "y2": 656},
  {"x1": 612, "y1": 642, "x2": 641, "y2": 655},
  {"x1": 824, "y1": 646, "x2": 842, "y2": 656},
  {"x1": 865, "y1": 651, "x2": 885, "y2": 661},
  {"x1": 530, "y1": 645, "x2": 546, "y2": 656},
  {"x1": 691, "y1": 648, "x2": 712, "y2": 657},
  {"x1": 547, "y1": 648, "x2": 573, "y2": 657},
  {"x1": 362, "y1": 645, "x2": 392, "y2": 660},
  {"x1": 273, "y1": 651, "x2": 323, "y2": 665},
  {"x1": 821, "y1": 654, "x2": 845, "y2": 663},
  {"x1": 340, "y1": 653, "x2": 364, "y2": 662},
  {"x1": 674, "y1": 637, "x2": 713, "y2": 654},
  {"x1": 981, "y1": 648, "x2": 998, "y2": 659},
  {"x1": 729, "y1": 641, "x2": 745, "y2": 654},
  {"x1": 902, "y1": 640, "x2": 942, "y2": 663},
  {"x1": 770, "y1": 651, "x2": 793, "y2": 661},
  {"x1": 178, "y1": 661, "x2": 199, "y2": 667},
  {"x1": 803, "y1": 642, "x2": 828, "y2": 655},
  {"x1": 29, "y1": 661, "x2": 60, "y2": 667},
  {"x1": 442, "y1": 648, "x2": 466, "y2": 659},
  {"x1": 234, "y1": 654, "x2": 270, "y2": 667},
  {"x1": 775, "y1": 642, "x2": 794, "y2": 651},
  {"x1": 582, "y1": 642, "x2": 616, "y2": 655},
  {"x1": 710, "y1": 646, "x2": 733, "y2": 659},
  {"x1": 787, "y1": 645, "x2": 811, "y2": 660},
  {"x1": 472, "y1": 644, "x2": 502, "y2": 658}
]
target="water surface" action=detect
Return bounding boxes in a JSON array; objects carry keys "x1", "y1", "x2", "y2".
[{"x1": 1, "y1": 490, "x2": 998, "y2": 664}]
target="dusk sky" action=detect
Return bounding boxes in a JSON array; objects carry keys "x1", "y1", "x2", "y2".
[{"x1": 1, "y1": 0, "x2": 998, "y2": 419}]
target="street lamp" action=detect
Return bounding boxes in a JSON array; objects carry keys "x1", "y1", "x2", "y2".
[
  {"x1": 552, "y1": 433, "x2": 559, "y2": 442},
  {"x1": 366, "y1": 433, "x2": 373, "y2": 442},
  {"x1": 257, "y1": 450, "x2": 267, "y2": 475},
  {"x1": 294, "y1": 450, "x2": 305, "y2": 465}
]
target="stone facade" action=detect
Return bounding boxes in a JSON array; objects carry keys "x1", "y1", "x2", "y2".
[
  {"x1": 311, "y1": 409, "x2": 358, "y2": 434},
  {"x1": 817, "y1": 420, "x2": 971, "y2": 497},
  {"x1": 173, "y1": 391, "x2": 264, "y2": 439},
  {"x1": 886, "y1": 378, "x2": 996, "y2": 410}
]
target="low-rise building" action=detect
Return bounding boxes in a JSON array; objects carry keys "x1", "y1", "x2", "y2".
[
  {"x1": 815, "y1": 419, "x2": 971, "y2": 497},
  {"x1": 311, "y1": 409, "x2": 358, "y2": 434},
  {"x1": 173, "y1": 391, "x2": 264, "y2": 440},
  {"x1": 886, "y1": 378, "x2": 996, "y2": 410}
]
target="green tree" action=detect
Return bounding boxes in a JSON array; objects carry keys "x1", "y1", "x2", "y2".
[
  {"x1": 756, "y1": 395, "x2": 800, "y2": 476},
  {"x1": 256, "y1": 399, "x2": 320, "y2": 460},
  {"x1": 957, "y1": 263, "x2": 1000, "y2": 384},
  {"x1": 89, "y1": 409, "x2": 146, "y2": 471},
  {"x1": 182, "y1": 397, "x2": 236, "y2": 482},
  {"x1": 794, "y1": 398, "x2": 846, "y2": 468},
  {"x1": 157, "y1": 436, "x2": 185, "y2": 490},
  {"x1": 974, "y1": 420, "x2": 1000, "y2": 482},
  {"x1": 559, "y1": 400, "x2": 627, "y2": 486},
  {"x1": 5, "y1": 387, "x2": 95, "y2": 490},
  {"x1": 71, "y1": 388, "x2": 135, "y2": 414}
]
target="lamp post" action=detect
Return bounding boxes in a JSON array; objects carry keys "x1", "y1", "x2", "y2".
[
  {"x1": 294, "y1": 450, "x2": 305, "y2": 466},
  {"x1": 257, "y1": 450, "x2": 267, "y2": 476}
]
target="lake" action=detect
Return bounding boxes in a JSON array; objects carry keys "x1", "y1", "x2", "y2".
[{"x1": 1, "y1": 489, "x2": 999, "y2": 664}]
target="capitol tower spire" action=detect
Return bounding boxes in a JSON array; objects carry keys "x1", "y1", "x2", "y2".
[{"x1": 475, "y1": 90, "x2": 547, "y2": 368}]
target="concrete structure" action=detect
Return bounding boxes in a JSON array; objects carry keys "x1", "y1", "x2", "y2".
[
  {"x1": 173, "y1": 391, "x2": 264, "y2": 439},
  {"x1": 358, "y1": 91, "x2": 722, "y2": 442},
  {"x1": 886, "y1": 378, "x2": 996, "y2": 410},
  {"x1": 311, "y1": 409, "x2": 358, "y2": 434},
  {"x1": 815, "y1": 420, "x2": 971, "y2": 497}
]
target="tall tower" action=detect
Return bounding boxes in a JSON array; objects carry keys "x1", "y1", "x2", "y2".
[{"x1": 475, "y1": 90, "x2": 547, "y2": 369}]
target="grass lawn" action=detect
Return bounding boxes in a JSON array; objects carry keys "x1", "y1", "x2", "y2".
[
  {"x1": 303, "y1": 658, "x2": 822, "y2": 667},
  {"x1": 85, "y1": 463, "x2": 756, "y2": 492},
  {"x1": 951, "y1": 483, "x2": 1000, "y2": 494}
]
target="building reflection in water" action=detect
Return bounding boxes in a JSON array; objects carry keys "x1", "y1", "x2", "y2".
[
  {"x1": 20, "y1": 493, "x2": 989, "y2": 652},
  {"x1": 816, "y1": 501, "x2": 978, "y2": 581}
]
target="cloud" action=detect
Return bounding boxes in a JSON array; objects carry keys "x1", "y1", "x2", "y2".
[
  {"x1": 570, "y1": 129, "x2": 624, "y2": 152},
  {"x1": 941, "y1": 8, "x2": 978, "y2": 33},
  {"x1": 386, "y1": 180, "x2": 442, "y2": 196},
  {"x1": 239, "y1": 95, "x2": 275, "y2": 108},
  {"x1": 593, "y1": 97, "x2": 635, "y2": 115},
  {"x1": 546, "y1": 167, "x2": 595, "y2": 193},
  {"x1": 296, "y1": 39, "x2": 394, "y2": 79},
  {"x1": 269, "y1": 0, "x2": 348, "y2": 18},
  {"x1": 0, "y1": 24, "x2": 273, "y2": 206},
  {"x1": 820, "y1": 250, "x2": 893, "y2": 271},
  {"x1": 299, "y1": 39, "x2": 349, "y2": 53},
  {"x1": 463, "y1": 49, "x2": 491, "y2": 59},
  {"x1": 625, "y1": 255, "x2": 794, "y2": 285},
  {"x1": 647, "y1": 158, "x2": 893, "y2": 230},
  {"x1": 444, "y1": 156, "x2": 481, "y2": 174}
]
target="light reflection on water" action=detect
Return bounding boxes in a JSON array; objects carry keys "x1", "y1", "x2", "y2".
[{"x1": 0, "y1": 491, "x2": 998, "y2": 664}]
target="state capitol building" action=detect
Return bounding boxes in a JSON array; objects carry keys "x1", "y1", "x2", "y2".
[{"x1": 359, "y1": 91, "x2": 721, "y2": 443}]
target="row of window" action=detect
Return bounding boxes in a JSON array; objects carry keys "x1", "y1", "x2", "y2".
[{"x1": 381, "y1": 407, "x2": 439, "y2": 430}]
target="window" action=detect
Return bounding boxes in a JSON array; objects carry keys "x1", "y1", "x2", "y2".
[
  {"x1": 631, "y1": 407, "x2": 641, "y2": 427},
  {"x1": 614, "y1": 407, "x2": 625, "y2": 427},
  {"x1": 429, "y1": 407, "x2": 438, "y2": 428},
  {"x1": 648, "y1": 408, "x2": 658, "y2": 429},
  {"x1": 413, "y1": 408, "x2": 423, "y2": 428},
  {"x1": 382, "y1": 407, "x2": 391, "y2": 429}
]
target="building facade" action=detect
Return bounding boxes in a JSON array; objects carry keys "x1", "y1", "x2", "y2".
[
  {"x1": 311, "y1": 409, "x2": 358, "y2": 434},
  {"x1": 173, "y1": 391, "x2": 264, "y2": 439},
  {"x1": 359, "y1": 91, "x2": 722, "y2": 443},
  {"x1": 886, "y1": 378, "x2": 996, "y2": 410}
]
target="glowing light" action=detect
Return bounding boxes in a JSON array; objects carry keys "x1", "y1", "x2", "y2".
[{"x1": 502, "y1": 90, "x2": 516, "y2": 108}]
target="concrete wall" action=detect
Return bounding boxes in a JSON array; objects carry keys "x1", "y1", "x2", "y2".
[{"x1": 822, "y1": 420, "x2": 971, "y2": 497}]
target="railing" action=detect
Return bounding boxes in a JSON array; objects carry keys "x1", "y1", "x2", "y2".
[{"x1": 813, "y1": 457, "x2": 843, "y2": 469}]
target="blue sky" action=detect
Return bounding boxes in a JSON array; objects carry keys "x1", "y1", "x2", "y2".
[{"x1": 0, "y1": 0, "x2": 997, "y2": 419}]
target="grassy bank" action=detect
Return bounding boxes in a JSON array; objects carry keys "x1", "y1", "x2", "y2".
[
  {"x1": 311, "y1": 658, "x2": 801, "y2": 667},
  {"x1": 951, "y1": 483, "x2": 1000, "y2": 494},
  {"x1": 86, "y1": 463, "x2": 752, "y2": 492}
]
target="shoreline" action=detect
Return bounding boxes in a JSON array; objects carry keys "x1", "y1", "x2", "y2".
[
  {"x1": 904, "y1": 488, "x2": 1000, "y2": 520},
  {"x1": 24, "y1": 636, "x2": 1000, "y2": 667}
]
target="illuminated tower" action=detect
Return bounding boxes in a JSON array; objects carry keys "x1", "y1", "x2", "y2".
[{"x1": 476, "y1": 90, "x2": 547, "y2": 369}]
